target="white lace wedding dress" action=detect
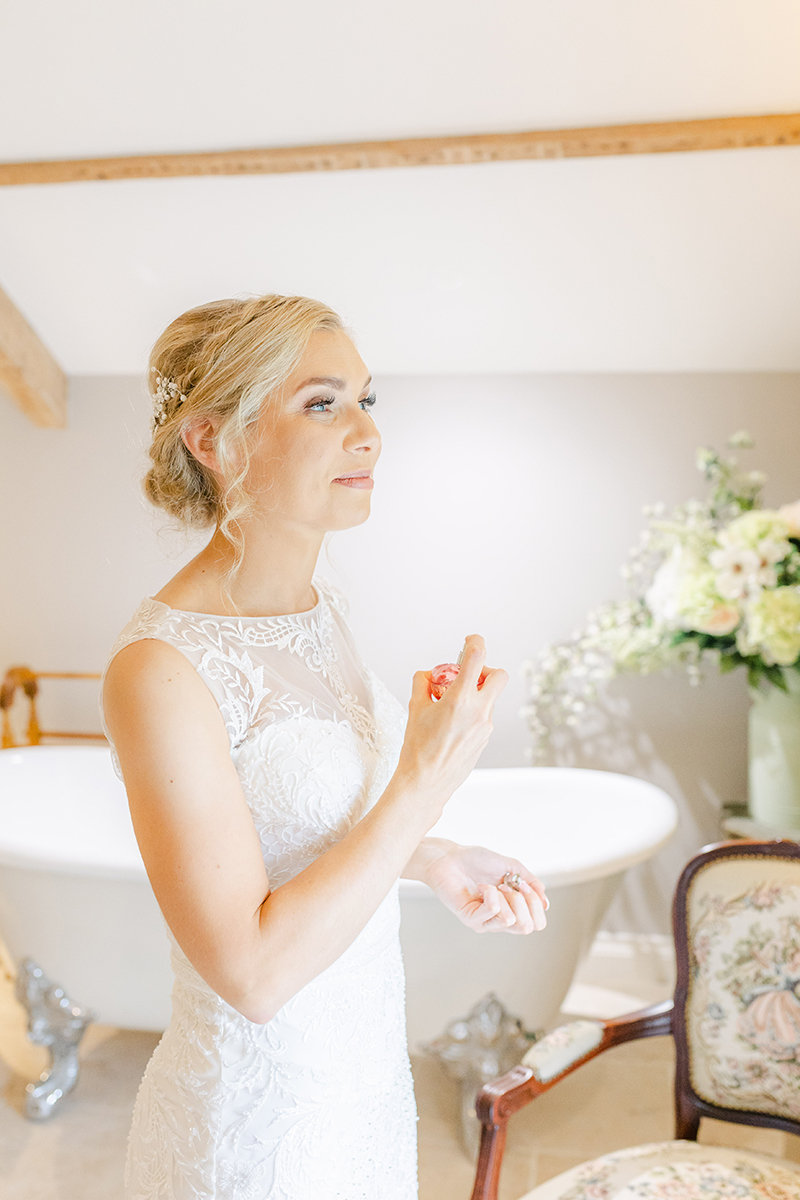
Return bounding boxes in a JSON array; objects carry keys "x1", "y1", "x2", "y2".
[{"x1": 102, "y1": 580, "x2": 418, "y2": 1200}]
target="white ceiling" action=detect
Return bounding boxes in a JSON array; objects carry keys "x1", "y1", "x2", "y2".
[
  {"x1": 4, "y1": 0, "x2": 800, "y2": 158},
  {"x1": 2, "y1": 0, "x2": 800, "y2": 375}
]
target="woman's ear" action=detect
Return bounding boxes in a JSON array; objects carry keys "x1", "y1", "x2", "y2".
[{"x1": 182, "y1": 418, "x2": 222, "y2": 475}]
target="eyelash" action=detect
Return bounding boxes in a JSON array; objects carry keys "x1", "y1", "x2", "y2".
[{"x1": 306, "y1": 393, "x2": 377, "y2": 413}]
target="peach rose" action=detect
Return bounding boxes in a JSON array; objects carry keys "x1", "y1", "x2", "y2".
[
  {"x1": 694, "y1": 604, "x2": 741, "y2": 636},
  {"x1": 778, "y1": 500, "x2": 800, "y2": 537}
]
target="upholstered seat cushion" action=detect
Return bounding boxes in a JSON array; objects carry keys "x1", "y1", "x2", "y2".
[{"x1": 517, "y1": 1139, "x2": 800, "y2": 1200}]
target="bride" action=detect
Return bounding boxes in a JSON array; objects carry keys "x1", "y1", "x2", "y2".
[{"x1": 102, "y1": 293, "x2": 548, "y2": 1200}]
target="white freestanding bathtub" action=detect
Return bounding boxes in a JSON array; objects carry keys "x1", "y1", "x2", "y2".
[{"x1": 0, "y1": 748, "x2": 677, "y2": 1054}]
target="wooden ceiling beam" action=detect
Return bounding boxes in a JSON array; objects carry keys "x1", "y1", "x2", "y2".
[
  {"x1": 0, "y1": 112, "x2": 799, "y2": 187},
  {"x1": 0, "y1": 284, "x2": 67, "y2": 428}
]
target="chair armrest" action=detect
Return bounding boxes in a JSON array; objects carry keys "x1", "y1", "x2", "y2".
[
  {"x1": 477, "y1": 999, "x2": 673, "y2": 1122},
  {"x1": 471, "y1": 1000, "x2": 673, "y2": 1200}
]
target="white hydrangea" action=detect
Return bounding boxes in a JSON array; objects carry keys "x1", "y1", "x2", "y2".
[
  {"x1": 644, "y1": 545, "x2": 688, "y2": 626},
  {"x1": 746, "y1": 587, "x2": 800, "y2": 666},
  {"x1": 720, "y1": 509, "x2": 791, "y2": 551}
]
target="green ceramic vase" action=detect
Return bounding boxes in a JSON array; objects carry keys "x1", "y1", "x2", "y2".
[{"x1": 749, "y1": 669, "x2": 800, "y2": 831}]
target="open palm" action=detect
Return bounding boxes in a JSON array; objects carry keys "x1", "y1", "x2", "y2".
[{"x1": 424, "y1": 843, "x2": 547, "y2": 935}]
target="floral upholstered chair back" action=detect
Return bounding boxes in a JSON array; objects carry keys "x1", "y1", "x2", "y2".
[{"x1": 675, "y1": 840, "x2": 800, "y2": 1129}]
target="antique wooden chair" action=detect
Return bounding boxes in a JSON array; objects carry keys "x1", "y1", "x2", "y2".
[{"x1": 471, "y1": 839, "x2": 800, "y2": 1200}]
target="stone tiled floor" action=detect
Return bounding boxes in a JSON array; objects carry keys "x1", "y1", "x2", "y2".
[{"x1": 1, "y1": 936, "x2": 798, "y2": 1199}]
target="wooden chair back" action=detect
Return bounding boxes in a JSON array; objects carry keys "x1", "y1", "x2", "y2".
[{"x1": 672, "y1": 839, "x2": 800, "y2": 1140}]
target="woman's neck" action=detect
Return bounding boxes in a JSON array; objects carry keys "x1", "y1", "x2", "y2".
[{"x1": 156, "y1": 521, "x2": 324, "y2": 618}]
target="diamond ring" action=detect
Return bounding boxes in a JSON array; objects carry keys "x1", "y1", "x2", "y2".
[{"x1": 502, "y1": 871, "x2": 522, "y2": 891}]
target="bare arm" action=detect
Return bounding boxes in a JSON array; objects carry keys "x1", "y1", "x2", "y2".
[{"x1": 103, "y1": 634, "x2": 506, "y2": 1023}]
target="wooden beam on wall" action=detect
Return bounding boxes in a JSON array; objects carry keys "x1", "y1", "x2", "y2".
[
  {"x1": 0, "y1": 284, "x2": 67, "y2": 428},
  {"x1": 0, "y1": 111, "x2": 798, "y2": 187}
]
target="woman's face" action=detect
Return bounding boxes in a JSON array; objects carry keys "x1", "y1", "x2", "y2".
[{"x1": 247, "y1": 328, "x2": 381, "y2": 535}]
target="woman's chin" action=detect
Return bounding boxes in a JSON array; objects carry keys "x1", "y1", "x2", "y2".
[{"x1": 327, "y1": 498, "x2": 373, "y2": 532}]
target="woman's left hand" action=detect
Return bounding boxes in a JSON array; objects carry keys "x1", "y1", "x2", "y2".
[{"x1": 421, "y1": 841, "x2": 548, "y2": 934}]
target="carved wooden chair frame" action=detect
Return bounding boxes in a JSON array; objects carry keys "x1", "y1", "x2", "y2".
[{"x1": 470, "y1": 839, "x2": 800, "y2": 1200}]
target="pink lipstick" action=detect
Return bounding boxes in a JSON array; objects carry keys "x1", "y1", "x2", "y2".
[{"x1": 333, "y1": 471, "x2": 374, "y2": 489}]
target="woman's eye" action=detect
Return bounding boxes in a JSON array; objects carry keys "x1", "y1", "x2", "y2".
[{"x1": 305, "y1": 393, "x2": 376, "y2": 414}]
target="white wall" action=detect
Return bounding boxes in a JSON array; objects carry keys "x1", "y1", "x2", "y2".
[{"x1": 2, "y1": 373, "x2": 798, "y2": 930}]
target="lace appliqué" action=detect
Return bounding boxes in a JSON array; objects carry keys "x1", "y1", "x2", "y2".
[{"x1": 102, "y1": 579, "x2": 380, "y2": 759}]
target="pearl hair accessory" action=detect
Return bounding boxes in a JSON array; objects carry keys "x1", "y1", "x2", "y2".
[{"x1": 152, "y1": 371, "x2": 187, "y2": 429}]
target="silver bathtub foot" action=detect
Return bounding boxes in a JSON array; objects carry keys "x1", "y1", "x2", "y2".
[
  {"x1": 14, "y1": 958, "x2": 96, "y2": 1120},
  {"x1": 422, "y1": 992, "x2": 537, "y2": 1159}
]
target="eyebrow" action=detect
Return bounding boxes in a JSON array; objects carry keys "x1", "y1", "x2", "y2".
[{"x1": 295, "y1": 375, "x2": 372, "y2": 392}]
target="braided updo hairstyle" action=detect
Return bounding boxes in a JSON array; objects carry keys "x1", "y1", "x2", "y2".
[{"x1": 145, "y1": 293, "x2": 345, "y2": 571}]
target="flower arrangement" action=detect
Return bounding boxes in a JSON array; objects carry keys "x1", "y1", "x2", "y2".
[{"x1": 522, "y1": 433, "x2": 800, "y2": 761}]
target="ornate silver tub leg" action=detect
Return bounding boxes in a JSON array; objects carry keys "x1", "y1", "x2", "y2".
[
  {"x1": 422, "y1": 992, "x2": 537, "y2": 1158},
  {"x1": 14, "y1": 958, "x2": 96, "y2": 1120}
]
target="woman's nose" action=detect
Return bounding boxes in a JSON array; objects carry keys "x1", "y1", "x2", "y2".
[{"x1": 343, "y1": 408, "x2": 381, "y2": 455}]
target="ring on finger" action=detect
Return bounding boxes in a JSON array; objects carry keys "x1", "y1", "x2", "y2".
[{"x1": 502, "y1": 871, "x2": 522, "y2": 891}]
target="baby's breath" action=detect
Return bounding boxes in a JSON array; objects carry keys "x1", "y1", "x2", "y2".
[{"x1": 152, "y1": 371, "x2": 187, "y2": 430}]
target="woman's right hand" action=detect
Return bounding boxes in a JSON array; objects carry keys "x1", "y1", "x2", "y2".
[{"x1": 395, "y1": 635, "x2": 508, "y2": 814}]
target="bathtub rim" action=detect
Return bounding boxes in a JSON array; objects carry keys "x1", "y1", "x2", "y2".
[{"x1": 0, "y1": 750, "x2": 677, "y2": 889}]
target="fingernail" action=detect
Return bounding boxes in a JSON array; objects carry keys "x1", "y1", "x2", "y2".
[
  {"x1": 545, "y1": 896, "x2": 550, "y2": 911},
  {"x1": 519, "y1": 880, "x2": 533, "y2": 894}
]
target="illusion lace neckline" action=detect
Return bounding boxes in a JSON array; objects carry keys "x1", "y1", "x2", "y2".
[{"x1": 145, "y1": 585, "x2": 322, "y2": 624}]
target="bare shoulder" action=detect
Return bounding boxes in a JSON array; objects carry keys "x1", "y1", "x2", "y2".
[
  {"x1": 105, "y1": 634, "x2": 185, "y2": 684},
  {"x1": 103, "y1": 638, "x2": 229, "y2": 777},
  {"x1": 104, "y1": 637, "x2": 210, "y2": 719},
  {"x1": 105, "y1": 636, "x2": 194, "y2": 689}
]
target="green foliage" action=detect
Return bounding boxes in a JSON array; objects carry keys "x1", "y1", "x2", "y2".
[{"x1": 672, "y1": 626, "x2": 800, "y2": 690}]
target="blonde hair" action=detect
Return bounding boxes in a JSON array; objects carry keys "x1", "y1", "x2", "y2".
[{"x1": 145, "y1": 293, "x2": 345, "y2": 577}]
